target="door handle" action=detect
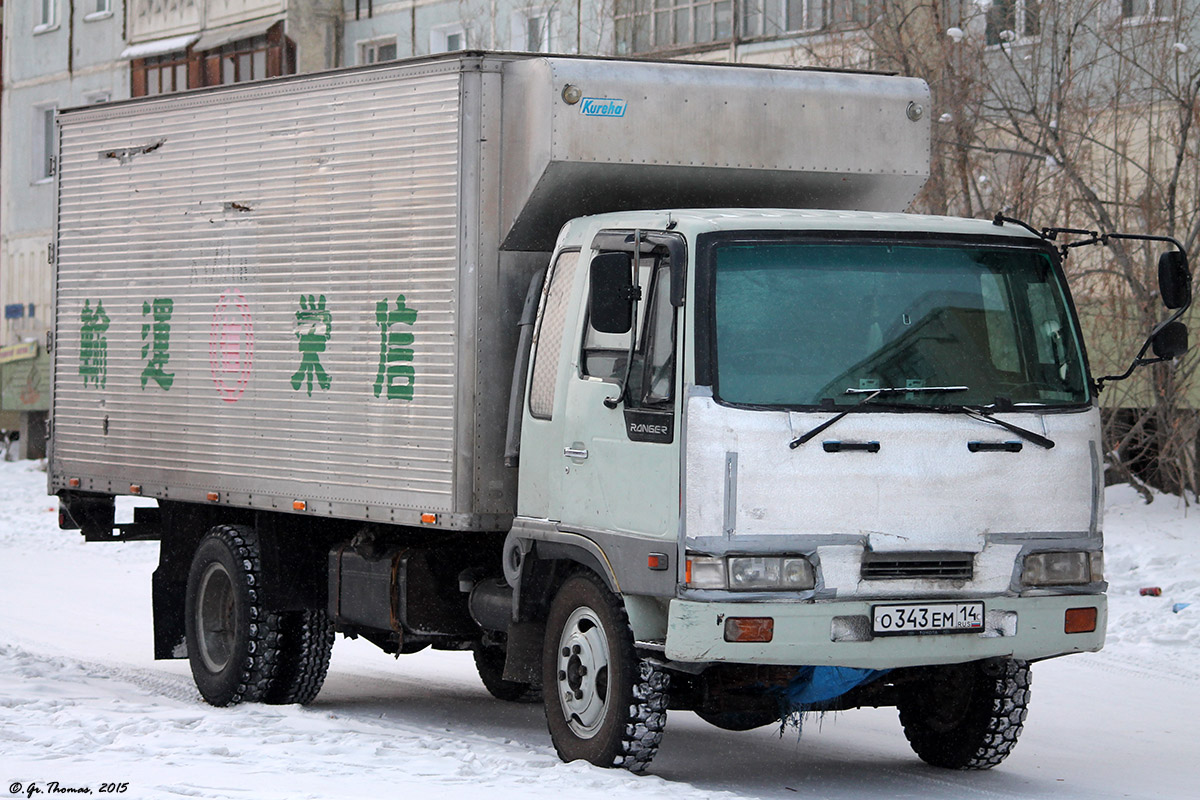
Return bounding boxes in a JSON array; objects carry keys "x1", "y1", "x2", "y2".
[{"x1": 563, "y1": 446, "x2": 589, "y2": 460}]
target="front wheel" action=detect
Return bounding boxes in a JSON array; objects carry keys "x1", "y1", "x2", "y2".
[
  {"x1": 542, "y1": 572, "x2": 669, "y2": 773},
  {"x1": 897, "y1": 658, "x2": 1031, "y2": 770}
]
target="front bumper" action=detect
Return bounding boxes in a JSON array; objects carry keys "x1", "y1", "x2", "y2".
[{"x1": 665, "y1": 593, "x2": 1106, "y2": 668}]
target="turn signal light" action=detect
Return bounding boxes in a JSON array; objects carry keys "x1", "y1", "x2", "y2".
[
  {"x1": 129, "y1": 484, "x2": 142, "y2": 495},
  {"x1": 68, "y1": 478, "x2": 81, "y2": 488},
  {"x1": 724, "y1": 616, "x2": 774, "y2": 643},
  {"x1": 293, "y1": 500, "x2": 307, "y2": 511},
  {"x1": 421, "y1": 512, "x2": 437, "y2": 524},
  {"x1": 1065, "y1": 607, "x2": 1098, "y2": 634},
  {"x1": 206, "y1": 492, "x2": 220, "y2": 502}
]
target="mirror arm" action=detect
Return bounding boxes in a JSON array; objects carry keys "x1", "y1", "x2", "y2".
[
  {"x1": 605, "y1": 230, "x2": 643, "y2": 409},
  {"x1": 1095, "y1": 307, "x2": 1191, "y2": 393},
  {"x1": 1088, "y1": 235, "x2": 1192, "y2": 394}
]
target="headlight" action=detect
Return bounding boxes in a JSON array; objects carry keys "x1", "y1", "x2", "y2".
[
  {"x1": 728, "y1": 557, "x2": 782, "y2": 589},
  {"x1": 1023, "y1": 551, "x2": 1095, "y2": 586},
  {"x1": 686, "y1": 554, "x2": 815, "y2": 591}
]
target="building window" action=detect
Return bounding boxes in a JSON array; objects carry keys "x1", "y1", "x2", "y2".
[
  {"x1": 740, "y1": 0, "x2": 821, "y2": 38},
  {"x1": 214, "y1": 35, "x2": 271, "y2": 84},
  {"x1": 84, "y1": 90, "x2": 112, "y2": 104},
  {"x1": 514, "y1": 8, "x2": 554, "y2": 52},
  {"x1": 37, "y1": 0, "x2": 58, "y2": 30},
  {"x1": 137, "y1": 51, "x2": 190, "y2": 96},
  {"x1": 85, "y1": 0, "x2": 113, "y2": 20},
  {"x1": 1121, "y1": 0, "x2": 1173, "y2": 21},
  {"x1": 986, "y1": 0, "x2": 1040, "y2": 45},
  {"x1": 34, "y1": 105, "x2": 57, "y2": 181},
  {"x1": 431, "y1": 23, "x2": 467, "y2": 53},
  {"x1": 614, "y1": 0, "x2": 733, "y2": 54},
  {"x1": 827, "y1": 0, "x2": 876, "y2": 28},
  {"x1": 360, "y1": 38, "x2": 398, "y2": 64},
  {"x1": 131, "y1": 24, "x2": 296, "y2": 98}
]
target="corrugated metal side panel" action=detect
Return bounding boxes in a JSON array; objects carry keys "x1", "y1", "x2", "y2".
[{"x1": 52, "y1": 69, "x2": 463, "y2": 514}]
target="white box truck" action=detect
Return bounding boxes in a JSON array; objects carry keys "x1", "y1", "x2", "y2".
[{"x1": 50, "y1": 52, "x2": 1190, "y2": 773}]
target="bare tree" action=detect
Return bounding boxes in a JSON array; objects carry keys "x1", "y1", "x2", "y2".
[{"x1": 856, "y1": 0, "x2": 1200, "y2": 499}]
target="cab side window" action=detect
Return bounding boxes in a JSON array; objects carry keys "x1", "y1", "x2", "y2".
[
  {"x1": 581, "y1": 256, "x2": 675, "y2": 409},
  {"x1": 529, "y1": 250, "x2": 580, "y2": 420}
]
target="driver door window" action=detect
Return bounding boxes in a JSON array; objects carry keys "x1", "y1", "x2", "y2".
[{"x1": 581, "y1": 258, "x2": 675, "y2": 410}]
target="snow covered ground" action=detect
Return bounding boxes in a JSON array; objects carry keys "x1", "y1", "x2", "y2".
[{"x1": 1, "y1": 459, "x2": 1198, "y2": 800}]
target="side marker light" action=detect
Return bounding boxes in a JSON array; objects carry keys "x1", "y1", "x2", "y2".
[
  {"x1": 1065, "y1": 607, "x2": 1098, "y2": 634},
  {"x1": 724, "y1": 617, "x2": 774, "y2": 643}
]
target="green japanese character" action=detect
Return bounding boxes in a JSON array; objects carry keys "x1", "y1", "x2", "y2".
[
  {"x1": 291, "y1": 294, "x2": 332, "y2": 396},
  {"x1": 140, "y1": 298, "x2": 175, "y2": 391},
  {"x1": 373, "y1": 295, "x2": 418, "y2": 401},
  {"x1": 79, "y1": 299, "x2": 111, "y2": 388}
]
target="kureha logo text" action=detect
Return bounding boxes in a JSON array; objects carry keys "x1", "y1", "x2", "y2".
[{"x1": 579, "y1": 97, "x2": 627, "y2": 117}]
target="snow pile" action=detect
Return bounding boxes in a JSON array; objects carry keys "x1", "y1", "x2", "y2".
[{"x1": 1102, "y1": 484, "x2": 1200, "y2": 667}]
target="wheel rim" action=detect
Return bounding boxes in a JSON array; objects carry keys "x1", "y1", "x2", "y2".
[
  {"x1": 196, "y1": 561, "x2": 236, "y2": 673},
  {"x1": 554, "y1": 605, "x2": 611, "y2": 739}
]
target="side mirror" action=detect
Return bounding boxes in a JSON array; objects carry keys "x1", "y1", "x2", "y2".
[
  {"x1": 1158, "y1": 251, "x2": 1192, "y2": 310},
  {"x1": 589, "y1": 252, "x2": 635, "y2": 334},
  {"x1": 1151, "y1": 321, "x2": 1189, "y2": 360}
]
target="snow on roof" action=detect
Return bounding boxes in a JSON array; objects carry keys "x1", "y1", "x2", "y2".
[{"x1": 119, "y1": 34, "x2": 200, "y2": 60}]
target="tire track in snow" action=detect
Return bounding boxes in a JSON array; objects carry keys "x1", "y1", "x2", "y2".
[{"x1": 0, "y1": 641, "x2": 745, "y2": 800}]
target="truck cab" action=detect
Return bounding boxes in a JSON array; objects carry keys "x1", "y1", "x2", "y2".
[{"x1": 511, "y1": 208, "x2": 1108, "y2": 769}]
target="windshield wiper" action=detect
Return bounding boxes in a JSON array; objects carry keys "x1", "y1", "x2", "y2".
[
  {"x1": 948, "y1": 405, "x2": 1055, "y2": 449},
  {"x1": 788, "y1": 386, "x2": 969, "y2": 449}
]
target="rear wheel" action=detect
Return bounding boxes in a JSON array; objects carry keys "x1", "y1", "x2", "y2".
[
  {"x1": 264, "y1": 609, "x2": 335, "y2": 705},
  {"x1": 542, "y1": 572, "x2": 669, "y2": 773},
  {"x1": 184, "y1": 525, "x2": 280, "y2": 707},
  {"x1": 473, "y1": 644, "x2": 542, "y2": 703},
  {"x1": 897, "y1": 658, "x2": 1031, "y2": 770}
]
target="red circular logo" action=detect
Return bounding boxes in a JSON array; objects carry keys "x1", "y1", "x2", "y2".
[{"x1": 210, "y1": 290, "x2": 254, "y2": 402}]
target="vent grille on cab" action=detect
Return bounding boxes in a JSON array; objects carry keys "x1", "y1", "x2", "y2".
[{"x1": 861, "y1": 552, "x2": 975, "y2": 581}]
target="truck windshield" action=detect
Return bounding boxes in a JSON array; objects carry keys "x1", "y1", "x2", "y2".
[{"x1": 712, "y1": 240, "x2": 1090, "y2": 408}]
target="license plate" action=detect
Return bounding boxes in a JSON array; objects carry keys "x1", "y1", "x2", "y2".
[{"x1": 871, "y1": 602, "x2": 984, "y2": 636}]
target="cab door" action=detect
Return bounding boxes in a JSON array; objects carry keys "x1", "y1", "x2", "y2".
[{"x1": 557, "y1": 243, "x2": 681, "y2": 540}]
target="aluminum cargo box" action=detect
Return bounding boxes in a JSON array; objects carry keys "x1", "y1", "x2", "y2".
[{"x1": 50, "y1": 54, "x2": 533, "y2": 530}]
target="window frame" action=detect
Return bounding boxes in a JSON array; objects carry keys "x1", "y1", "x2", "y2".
[
  {"x1": 513, "y1": 7, "x2": 555, "y2": 52},
  {"x1": 33, "y1": 104, "x2": 58, "y2": 184},
  {"x1": 135, "y1": 50, "x2": 191, "y2": 97},
  {"x1": 739, "y1": 0, "x2": 823, "y2": 39},
  {"x1": 130, "y1": 24, "x2": 296, "y2": 99},
  {"x1": 1119, "y1": 0, "x2": 1174, "y2": 25},
  {"x1": 985, "y1": 0, "x2": 1041, "y2": 46},
  {"x1": 359, "y1": 37, "x2": 399, "y2": 64},
  {"x1": 35, "y1": 0, "x2": 59, "y2": 32},
  {"x1": 430, "y1": 23, "x2": 468, "y2": 53},
  {"x1": 614, "y1": 0, "x2": 734, "y2": 55},
  {"x1": 85, "y1": 0, "x2": 113, "y2": 22}
]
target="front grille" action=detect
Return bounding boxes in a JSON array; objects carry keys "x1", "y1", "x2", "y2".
[{"x1": 861, "y1": 552, "x2": 974, "y2": 581}]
